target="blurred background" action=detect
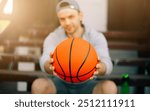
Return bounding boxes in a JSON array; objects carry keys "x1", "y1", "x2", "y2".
[{"x1": 0, "y1": 0, "x2": 150, "y2": 94}]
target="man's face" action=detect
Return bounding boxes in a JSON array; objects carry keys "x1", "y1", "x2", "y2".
[{"x1": 57, "y1": 8, "x2": 83, "y2": 35}]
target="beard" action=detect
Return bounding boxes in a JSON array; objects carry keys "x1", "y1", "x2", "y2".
[{"x1": 65, "y1": 25, "x2": 76, "y2": 35}]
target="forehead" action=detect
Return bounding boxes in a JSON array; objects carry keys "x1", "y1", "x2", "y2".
[{"x1": 57, "y1": 8, "x2": 79, "y2": 18}]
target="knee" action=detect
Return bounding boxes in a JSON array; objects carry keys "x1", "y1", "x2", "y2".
[
  {"x1": 31, "y1": 78, "x2": 56, "y2": 94},
  {"x1": 102, "y1": 80, "x2": 118, "y2": 94},
  {"x1": 93, "y1": 80, "x2": 118, "y2": 94}
]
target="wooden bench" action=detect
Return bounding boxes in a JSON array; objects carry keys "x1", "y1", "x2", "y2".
[
  {"x1": 0, "y1": 69, "x2": 150, "y2": 86},
  {"x1": 103, "y1": 31, "x2": 150, "y2": 57},
  {"x1": 0, "y1": 53, "x2": 40, "y2": 70},
  {"x1": 112, "y1": 58, "x2": 150, "y2": 67}
]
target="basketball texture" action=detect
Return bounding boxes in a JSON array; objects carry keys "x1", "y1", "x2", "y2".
[{"x1": 53, "y1": 37, "x2": 98, "y2": 83}]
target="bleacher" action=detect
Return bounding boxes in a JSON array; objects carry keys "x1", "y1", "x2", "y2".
[{"x1": 0, "y1": 29, "x2": 150, "y2": 94}]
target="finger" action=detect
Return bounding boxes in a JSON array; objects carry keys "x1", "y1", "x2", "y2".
[
  {"x1": 49, "y1": 51, "x2": 54, "y2": 58},
  {"x1": 93, "y1": 70, "x2": 99, "y2": 75},
  {"x1": 49, "y1": 65, "x2": 55, "y2": 71},
  {"x1": 89, "y1": 76, "x2": 94, "y2": 80},
  {"x1": 49, "y1": 58, "x2": 54, "y2": 64},
  {"x1": 53, "y1": 71, "x2": 57, "y2": 76},
  {"x1": 96, "y1": 63, "x2": 100, "y2": 69},
  {"x1": 49, "y1": 65, "x2": 52, "y2": 70},
  {"x1": 97, "y1": 56, "x2": 100, "y2": 62}
]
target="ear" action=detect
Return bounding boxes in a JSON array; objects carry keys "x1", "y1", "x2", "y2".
[{"x1": 79, "y1": 11, "x2": 83, "y2": 21}]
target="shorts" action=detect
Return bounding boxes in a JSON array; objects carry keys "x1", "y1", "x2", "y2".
[{"x1": 49, "y1": 76, "x2": 98, "y2": 94}]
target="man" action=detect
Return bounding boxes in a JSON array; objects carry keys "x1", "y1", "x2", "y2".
[{"x1": 32, "y1": 0, "x2": 117, "y2": 94}]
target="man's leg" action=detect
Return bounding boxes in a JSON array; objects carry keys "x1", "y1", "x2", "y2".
[
  {"x1": 92, "y1": 80, "x2": 117, "y2": 94},
  {"x1": 31, "y1": 78, "x2": 56, "y2": 94}
]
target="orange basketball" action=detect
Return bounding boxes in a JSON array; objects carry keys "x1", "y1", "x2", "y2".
[{"x1": 52, "y1": 37, "x2": 98, "y2": 83}]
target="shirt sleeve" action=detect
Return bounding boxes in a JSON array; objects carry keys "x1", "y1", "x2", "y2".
[
  {"x1": 40, "y1": 33, "x2": 56, "y2": 72},
  {"x1": 92, "y1": 32, "x2": 113, "y2": 75}
]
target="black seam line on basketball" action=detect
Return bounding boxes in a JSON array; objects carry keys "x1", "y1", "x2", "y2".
[
  {"x1": 76, "y1": 43, "x2": 91, "y2": 81},
  {"x1": 80, "y1": 66, "x2": 96, "y2": 76},
  {"x1": 55, "y1": 67, "x2": 95, "y2": 78},
  {"x1": 69, "y1": 38, "x2": 74, "y2": 83},
  {"x1": 55, "y1": 48, "x2": 66, "y2": 80}
]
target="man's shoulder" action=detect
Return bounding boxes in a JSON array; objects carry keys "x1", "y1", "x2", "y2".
[
  {"x1": 44, "y1": 26, "x2": 66, "y2": 44},
  {"x1": 46, "y1": 26, "x2": 65, "y2": 39},
  {"x1": 84, "y1": 25, "x2": 104, "y2": 38},
  {"x1": 53, "y1": 26, "x2": 65, "y2": 35}
]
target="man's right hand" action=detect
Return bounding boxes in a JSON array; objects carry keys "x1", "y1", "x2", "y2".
[
  {"x1": 44, "y1": 52, "x2": 57, "y2": 75},
  {"x1": 49, "y1": 52, "x2": 54, "y2": 71}
]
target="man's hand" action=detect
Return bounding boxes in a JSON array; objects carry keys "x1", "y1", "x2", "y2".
[
  {"x1": 89, "y1": 57, "x2": 106, "y2": 80},
  {"x1": 44, "y1": 52, "x2": 57, "y2": 75},
  {"x1": 96, "y1": 57, "x2": 106, "y2": 75},
  {"x1": 49, "y1": 52, "x2": 54, "y2": 71},
  {"x1": 93, "y1": 62, "x2": 106, "y2": 76}
]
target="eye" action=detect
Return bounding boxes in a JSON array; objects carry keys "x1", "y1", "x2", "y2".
[
  {"x1": 60, "y1": 18, "x2": 65, "y2": 22},
  {"x1": 69, "y1": 15, "x2": 74, "y2": 19}
]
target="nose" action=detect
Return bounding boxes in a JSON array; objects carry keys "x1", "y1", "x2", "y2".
[{"x1": 65, "y1": 19, "x2": 71, "y2": 25}]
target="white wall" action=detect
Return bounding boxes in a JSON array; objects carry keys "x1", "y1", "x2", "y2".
[{"x1": 76, "y1": 0, "x2": 108, "y2": 32}]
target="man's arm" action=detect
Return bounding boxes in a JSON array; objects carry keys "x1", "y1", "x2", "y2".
[
  {"x1": 43, "y1": 52, "x2": 55, "y2": 75},
  {"x1": 92, "y1": 32, "x2": 113, "y2": 75},
  {"x1": 39, "y1": 32, "x2": 56, "y2": 74}
]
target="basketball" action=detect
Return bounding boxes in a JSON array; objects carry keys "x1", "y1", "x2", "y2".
[{"x1": 52, "y1": 37, "x2": 98, "y2": 83}]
